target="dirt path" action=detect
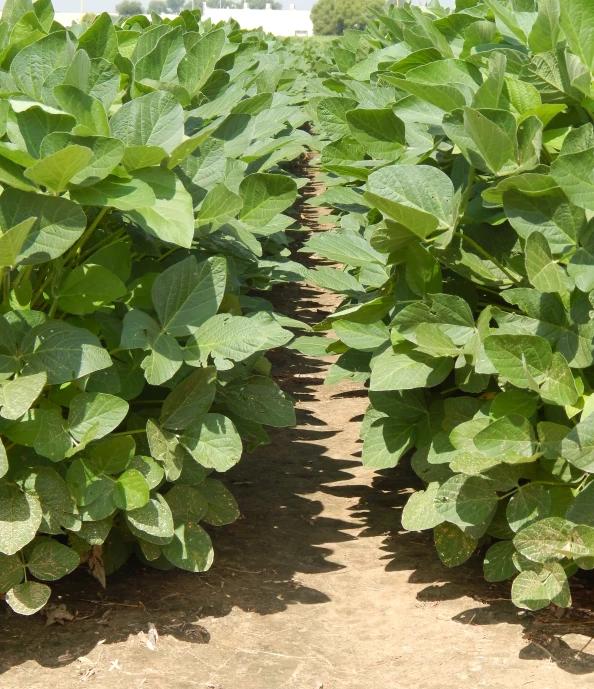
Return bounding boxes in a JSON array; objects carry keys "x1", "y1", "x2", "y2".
[{"x1": 2, "y1": 166, "x2": 594, "y2": 689}]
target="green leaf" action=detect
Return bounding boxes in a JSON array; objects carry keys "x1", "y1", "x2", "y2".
[
  {"x1": 179, "y1": 413, "x2": 241, "y2": 472},
  {"x1": 57, "y1": 264, "x2": 126, "y2": 315},
  {"x1": 0, "y1": 217, "x2": 37, "y2": 268},
  {"x1": 239, "y1": 173, "x2": 298, "y2": 228},
  {"x1": 90, "y1": 436, "x2": 135, "y2": 474},
  {"x1": 362, "y1": 417, "x2": 416, "y2": 469},
  {"x1": 507, "y1": 485, "x2": 552, "y2": 533},
  {"x1": 195, "y1": 478, "x2": 239, "y2": 526},
  {"x1": 0, "y1": 372, "x2": 46, "y2": 420},
  {"x1": 159, "y1": 367, "x2": 216, "y2": 431},
  {"x1": 70, "y1": 175, "x2": 157, "y2": 211},
  {"x1": 490, "y1": 390, "x2": 538, "y2": 419},
  {"x1": 365, "y1": 164, "x2": 454, "y2": 238},
  {"x1": 0, "y1": 189, "x2": 86, "y2": 265},
  {"x1": 224, "y1": 376, "x2": 295, "y2": 428},
  {"x1": 525, "y1": 232, "x2": 570, "y2": 293},
  {"x1": 332, "y1": 320, "x2": 389, "y2": 352},
  {"x1": 198, "y1": 184, "x2": 242, "y2": 222},
  {"x1": 401, "y1": 483, "x2": 444, "y2": 531},
  {"x1": 127, "y1": 168, "x2": 194, "y2": 248},
  {"x1": 435, "y1": 474, "x2": 498, "y2": 528},
  {"x1": 152, "y1": 256, "x2": 226, "y2": 337},
  {"x1": 561, "y1": 414, "x2": 594, "y2": 473},
  {"x1": 513, "y1": 517, "x2": 578, "y2": 563},
  {"x1": 5, "y1": 581, "x2": 51, "y2": 615},
  {"x1": 27, "y1": 540, "x2": 79, "y2": 581},
  {"x1": 512, "y1": 563, "x2": 571, "y2": 610},
  {"x1": 483, "y1": 541, "x2": 517, "y2": 582},
  {"x1": 0, "y1": 484, "x2": 42, "y2": 555},
  {"x1": 434, "y1": 522, "x2": 477, "y2": 567},
  {"x1": 162, "y1": 522, "x2": 213, "y2": 573},
  {"x1": 346, "y1": 108, "x2": 405, "y2": 159},
  {"x1": 302, "y1": 230, "x2": 385, "y2": 267},
  {"x1": 110, "y1": 91, "x2": 184, "y2": 154},
  {"x1": 405, "y1": 244, "x2": 442, "y2": 298},
  {"x1": 53, "y1": 85, "x2": 110, "y2": 137},
  {"x1": 473, "y1": 414, "x2": 536, "y2": 462},
  {"x1": 125, "y1": 494, "x2": 174, "y2": 545},
  {"x1": 164, "y1": 484, "x2": 207, "y2": 523},
  {"x1": 370, "y1": 343, "x2": 453, "y2": 391},
  {"x1": 177, "y1": 28, "x2": 225, "y2": 97},
  {"x1": 68, "y1": 392, "x2": 128, "y2": 442},
  {"x1": 113, "y1": 469, "x2": 150, "y2": 511},
  {"x1": 0, "y1": 553, "x2": 24, "y2": 593},
  {"x1": 484, "y1": 334, "x2": 552, "y2": 388},
  {"x1": 559, "y1": 0, "x2": 594, "y2": 71}
]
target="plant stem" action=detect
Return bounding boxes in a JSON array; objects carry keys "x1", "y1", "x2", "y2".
[
  {"x1": 453, "y1": 231, "x2": 523, "y2": 287},
  {"x1": 64, "y1": 207, "x2": 110, "y2": 267}
]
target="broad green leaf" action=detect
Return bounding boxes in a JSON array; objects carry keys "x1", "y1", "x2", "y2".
[
  {"x1": 90, "y1": 436, "x2": 135, "y2": 474},
  {"x1": 57, "y1": 264, "x2": 126, "y2": 315},
  {"x1": 20, "y1": 320, "x2": 112, "y2": 384},
  {"x1": 70, "y1": 175, "x2": 157, "y2": 211},
  {"x1": 434, "y1": 474, "x2": 498, "y2": 528},
  {"x1": 113, "y1": 469, "x2": 150, "y2": 511},
  {"x1": 484, "y1": 334, "x2": 552, "y2": 388},
  {"x1": 195, "y1": 478, "x2": 239, "y2": 526},
  {"x1": 490, "y1": 390, "x2": 538, "y2": 419},
  {"x1": 346, "y1": 108, "x2": 405, "y2": 159},
  {"x1": 5, "y1": 581, "x2": 51, "y2": 615},
  {"x1": 164, "y1": 484, "x2": 207, "y2": 523},
  {"x1": 540, "y1": 352, "x2": 580, "y2": 406},
  {"x1": 513, "y1": 517, "x2": 579, "y2": 562},
  {"x1": 0, "y1": 553, "x2": 24, "y2": 593},
  {"x1": 160, "y1": 367, "x2": 217, "y2": 431},
  {"x1": 512, "y1": 563, "x2": 570, "y2": 610},
  {"x1": 110, "y1": 91, "x2": 184, "y2": 154},
  {"x1": 127, "y1": 168, "x2": 194, "y2": 248},
  {"x1": 561, "y1": 414, "x2": 594, "y2": 473},
  {"x1": 333, "y1": 320, "x2": 389, "y2": 352},
  {"x1": 0, "y1": 217, "x2": 37, "y2": 268},
  {"x1": 125, "y1": 494, "x2": 174, "y2": 545},
  {"x1": 483, "y1": 541, "x2": 517, "y2": 582},
  {"x1": 239, "y1": 173, "x2": 297, "y2": 228},
  {"x1": 27, "y1": 540, "x2": 79, "y2": 581},
  {"x1": 68, "y1": 392, "x2": 128, "y2": 442},
  {"x1": 152, "y1": 256, "x2": 226, "y2": 336},
  {"x1": 224, "y1": 376, "x2": 295, "y2": 428},
  {"x1": 77, "y1": 12, "x2": 118, "y2": 61},
  {"x1": 401, "y1": 483, "x2": 444, "y2": 531},
  {"x1": 177, "y1": 28, "x2": 225, "y2": 97},
  {"x1": 362, "y1": 417, "x2": 416, "y2": 468},
  {"x1": 434, "y1": 522, "x2": 477, "y2": 567},
  {"x1": 365, "y1": 165, "x2": 454, "y2": 238},
  {"x1": 180, "y1": 413, "x2": 242, "y2": 472},
  {"x1": 162, "y1": 522, "x2": 213, "y2": 572},
  {"x1": 559, "y1": 0, "x2": 594, "y2": 71},
  {"x1": 0, "y1": 484, "x2": 42, "y2": 555},
  {"x1": 0, "y1": 371, "x2": 46, "y2": 420},
  {"x1": 0, "y1": 189, "x2": 86, "y2": 265},
  {"x1": 525, "y1": 232, "x2": 571, "y2": 293},
  {"x1": 53, "y1": 85, "x2": 110, "y2": 137},
  {"x1": 473, "y1": 414, "x2": 536, "y2": 462},
  {"x1": 507, "y1": 485, "x2": 552, "y2": 533},
  {"x1": 302, "y1": 230, "x2": 385, "y2": 267},
  {"x1": 370, "y1": 343, "x2": 453, "y2": 391}
]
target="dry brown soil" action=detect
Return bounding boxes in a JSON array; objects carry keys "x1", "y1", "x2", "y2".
[{"x1": 1, "y1": 166, "x2": 594, "y2": 689}]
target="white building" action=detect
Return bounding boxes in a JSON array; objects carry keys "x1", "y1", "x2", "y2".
[{"x1": 54, "y1": 6, "x2": 313, "y2": 36}]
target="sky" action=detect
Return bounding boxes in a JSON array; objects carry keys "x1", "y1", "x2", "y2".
[{"x1": 51, "y1": 0, "x2": 315, "y2": 11}]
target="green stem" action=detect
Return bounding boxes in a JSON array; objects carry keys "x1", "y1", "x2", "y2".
[
  {"x1": 64, "y1": 207, "x2": 110, "y2": 267},
  {"x1": 453, "y1": 231, "x2": 523, "y2": 287},
  {"x1": 78, "y1": 227, "x2": 127, "y2": 264},
  {"x1": 112, "y1": 429, "x2": 147, "y2": 436}
]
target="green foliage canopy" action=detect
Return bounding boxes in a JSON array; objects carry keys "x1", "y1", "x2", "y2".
[{"x1": 302, "y1": 0, "x2": 594, "y2": 611}]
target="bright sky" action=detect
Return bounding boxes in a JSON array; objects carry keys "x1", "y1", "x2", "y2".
[{"x1": 52, "y1": 0, "x2": 316, "y2": 10}]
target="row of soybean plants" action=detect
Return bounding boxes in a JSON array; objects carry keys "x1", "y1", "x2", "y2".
[
  {"x1": 0, "y1": 1, "x2": 314, "y2": 614},
  {"x1": 297, "y1": 0, "x2": 594, "y2": 610}
]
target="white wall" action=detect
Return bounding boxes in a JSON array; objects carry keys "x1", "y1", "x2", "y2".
[{"x1": 54, "y1": 8, "x2": 313, "y2": 36}]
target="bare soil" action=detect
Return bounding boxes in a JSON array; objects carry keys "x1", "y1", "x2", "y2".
[{"x1": 1, "y1": 165, "x2": 594, "y2": 688}]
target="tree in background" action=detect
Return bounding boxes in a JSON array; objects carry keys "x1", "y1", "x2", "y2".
[
  {"x1": 203, "y1": 0, "x2": 241, "y2": 6},
  {"x1": 116, "y1": 0, "x2": 145, "y2": 15},
  {"x1": 81, "y1": 11, "x2": 97, "y2": 21},
  {"x1": 148, "y1": 0, "x2": 167, "y2": 11},
  {"x1": 311, "y1": 0, "x2": 385, "y2": 35},
  {"x1": 247, "y1": 0, "x2": 283, "y2": 7},
  {"x1": 166, "y1": 0, "x2": 186, "y2": 12}
]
